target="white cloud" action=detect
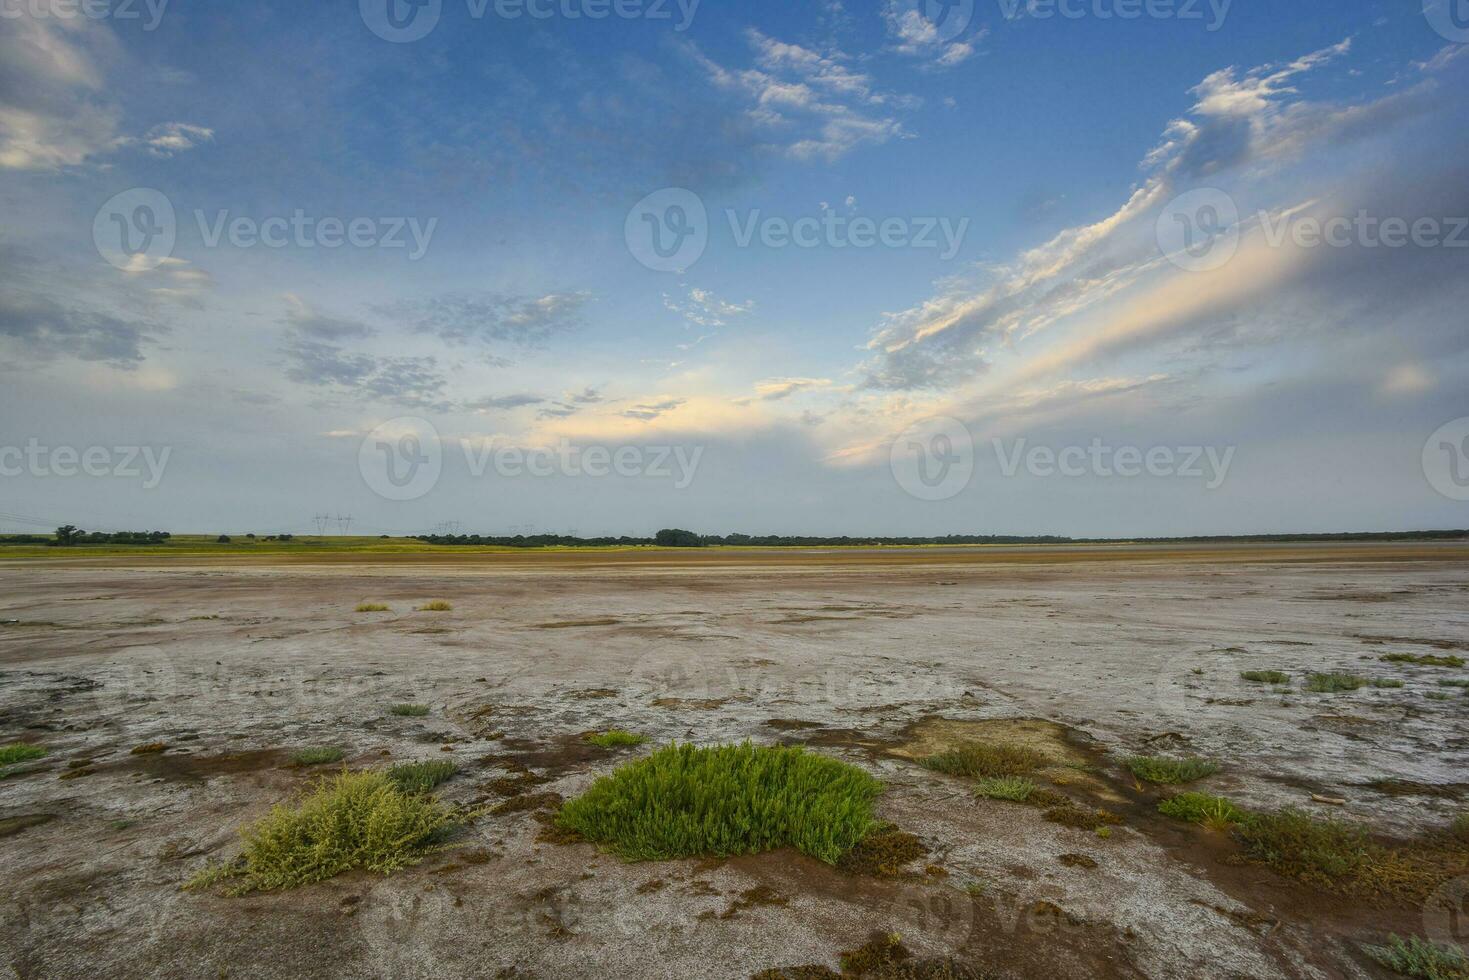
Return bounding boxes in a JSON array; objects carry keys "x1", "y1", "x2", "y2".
[
  {"x1": 663, "y1": 286, "x2": 754, "y2": 329},
  {"x1": 0, "y1": 11, "x2": 210, "y2": 171}
]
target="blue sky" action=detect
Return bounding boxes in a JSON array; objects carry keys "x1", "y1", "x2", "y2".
[{"x1": 1, "y1": 0, "x2": 1467, "y2": 536}]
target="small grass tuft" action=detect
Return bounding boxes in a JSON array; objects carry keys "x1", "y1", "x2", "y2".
[
  {"x1": 291, "y1": 747, "x2": 344, "y2": 766},
  {"x1": 1372, "y1": 679, "x2": 1406, "y2": 689},
  {"x1": 1362, "y1": 934, "x2": 1469, "y2": 980},
  {"x1": 974, "y1": 775, "x2": 1038, "y2": 802},
  {"x1": 388, "y1": 703, "x2": 430, "y2": 717},
  {"x1": 583, "y1": 729, "x2": 647, "y2": 748},
  {"x1": 556, "y1": 742, "x2": 882, "y2": 865},
  {"x1": 1125, "y1": 755, "x2": 1220, "y2": 784},
  {"x1": 1158, "y1": 792, "x2": 1250, "y2": 831},
  {"x1": 0, "y1": 743, "x2": 47, "y2": 765},
  {"x1": 1304, "y1": 672, "x2": 1369, "y2": 693},
  {"x1": 1382, "y1": 653, "x2": 1466, "y2": 668},
  {"x1": 1240, "y1": 670, "x2": 1290, "y2": 684},
  {"x1": 417, "y1": 600, "x2": 453, "y2": 612},
  {"x1": 387, "y1": 759, "x2": 457, "y2": 794},
  {"x1": 130, "y1": 742, "x2": 166, "y2": 754},
  {"x1": 185, "y1": 770, "x2": 456, "y2": 893},
  {"x1": 919, "y1": 742, "x2": 1047, "y2": 779},
  {"x1": 355, "y1": 603, "x2": 390, "y2": 612},
  {"x1": 1437, "y1": 679, "x2": 1469, "y2": 688}
]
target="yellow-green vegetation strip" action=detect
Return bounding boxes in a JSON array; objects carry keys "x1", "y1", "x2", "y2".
[
  {"x1": 1125, "y1": 755, "x2": 1220, "y2": 784},
  {"x1": 418, "y1": 600, "x2": 453, "y2": 612},
  {"x1": 355, "y1": 603, "x2": 390, "y2": 612},
  {"x1": 974, "y1": 775, "x2": 1038, "y2": 802},
  {"x1": 388, "y1": 703, "x2": 430, "y2": 717},
  {"x1": 1362, "y1": 934, "x2": 1469, "y2": 980},
  {"x1": 584, "y1": 730, "x2": 647, "y2": 748},
  {"x1": 1382, "y1": 653, "x2": 1466, "y2": 668},
  {"x1": 1304, "y1": 672, "x2": 1369, "y2": 693},
  {"x1": 1158, "y1": 795, "x2": 1469, "y2": 900},
  {"x1": 556, "y1": 742, "x2": 882, "y2": 864},
  {"x1": 186, "y1": 770, "x2": 456, "y2": 893},
  {"x1": 919, "y1": 742, "x2": 1047, "y2": 778},
  {"x1": 0, "y1": 743, "x2": 47, "y2": 765},
  {"x1": 291, "y1": 747, "x2": 345, "y2": 766},
  {"x1": 387, "y1": 759, "x2": 457, "y2": 794},
  {"x1": 1240, "y1": 670, "x2": 1290, "y2": 684}
]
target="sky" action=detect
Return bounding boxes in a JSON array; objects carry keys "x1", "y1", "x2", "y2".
[{"x1": 1, "y1": 0, "x2": 1467, "y2": 538}]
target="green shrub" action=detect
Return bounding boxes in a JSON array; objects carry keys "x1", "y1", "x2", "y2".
[
  {"x1": 355, "y1": 603, "x2": 389, "y2": 612},
  {"x1": 1304, "y1": 673, "x2": 1368, "y2": 693},
  {"x1": 1240, "y1": 670, "x2": 1289, "y2": 684},
  {"x1": 1382, "y1": 653, "x2": 1466, "y2": 668},
  {"x1": 1362, "y1": 934, "x2": 1469, "y2": 979},
  {"x1": 0, "y1": 743, "x2": 47, "y2": 765},
  {"x1": 584, "y1": 730, "x2": 647, "y2": 748},
  {"x1": 974, "y1": 776, "x2": 1038, "y2": 802},
  {"x1": 1437, "y1": 679, "x2": 1469, "y2": 689},
  {"x1": 556, "y1": 742, "x2": 882, "y2": 864},
  {"x1": 187, "y1": 771, "x2": 455, "y2": 893},
  {"x1": 1158, "y1": 793, "x2": 1249, "y2": 830},
  {"x1": 389, "y1": 703, "x2": 430, "y2": 717},
  {"x1": 387, "y1": 760, "x2": 457, "y2": 794},
  {"x1": 418, "y1": 600, "x2": 453, "y2": 612},
  {"x1": 919, "y1": 743, "x2": 1047, "y2": 779},
  {"x1": 1125, "y1": 756, "x2": 1220, "y2": 784},
  {"x1": 291, "y1": 747, "x2": 344, "y2": 766}
]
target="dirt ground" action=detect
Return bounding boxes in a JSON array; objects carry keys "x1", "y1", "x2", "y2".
[{"x1": 1, "y1": 542, "x2": 1467, "y2": 979}]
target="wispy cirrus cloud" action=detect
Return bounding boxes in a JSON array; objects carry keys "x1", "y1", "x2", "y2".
[
  {"x1": 688, "y1": 28, "x2": 918, "y2": 161},
  {"x1": 375, "y1": 291, "x2": 590, "y2": 349}
]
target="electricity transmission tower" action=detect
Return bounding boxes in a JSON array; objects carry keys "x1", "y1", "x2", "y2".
[
  {"x1": 313, "y1": 514, "x2": 331, "y2": 535},
  {"x1": 335, "y1": 514, "x2": 353, "y2": 535}
]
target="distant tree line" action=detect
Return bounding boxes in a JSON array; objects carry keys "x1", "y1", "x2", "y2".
[{"x1": 412, "y1": 528, "x2": 1468, "y2": 549}]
